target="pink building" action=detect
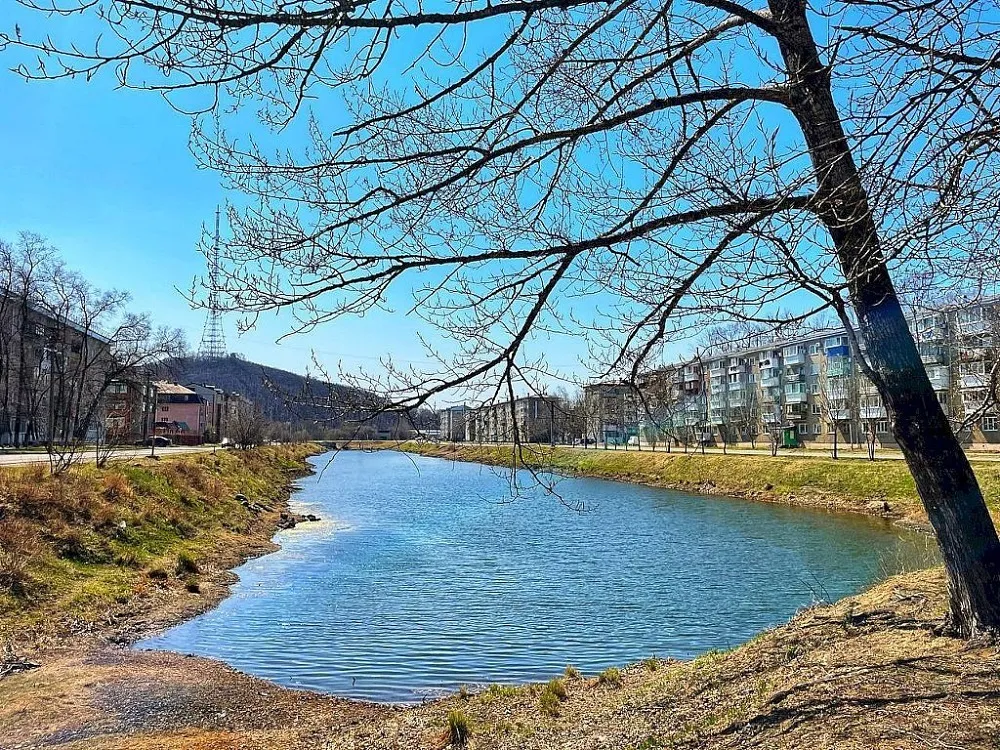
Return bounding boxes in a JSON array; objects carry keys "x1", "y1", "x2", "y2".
[{"x1": 153, "y1": 382, "x2": 204, "y2": 444}]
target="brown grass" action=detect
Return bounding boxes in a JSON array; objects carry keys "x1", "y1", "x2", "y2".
[{"x1": 0, "y1": 444, "x2": 319, "y2": 646}]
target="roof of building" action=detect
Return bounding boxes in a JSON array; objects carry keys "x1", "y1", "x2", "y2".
[{"x1": 154, "y1": 381, "x2": 198, "y2": 396}]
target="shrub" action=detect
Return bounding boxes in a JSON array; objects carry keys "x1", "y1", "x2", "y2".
[
  {"x1": 184, "y1": 578, "x2": 202, "y2": 594},
  {"x1": 545, "y1": 678, "x2": 567, "y2": 700},
  {"x1": 447, "y1": 710, "x2": 471, "y2": 746},
  {"x1": 538, "y1": 688, "x2": 561, "y2": 716},
  {"x1": 643, "y1": 656, "x2": 660, "y2": 671},
  {"x1": 564, "y1": 664, "x2": 581, "y2": 679},
  {"x1": 538, "y1": 678, "x2": 567, "y2": 716},
  {"x1": 175, "y1": 551, "x2": 200, "y2": 575},
  {"x1": 482, "y1": 683, "x2": 518, "y2": 701},
  {"x1": 0, "y1": 519, "x2": 40, "y2": 595},
  {"x1": 597, "y1": 667, "x2": 623, "y2": 687}
]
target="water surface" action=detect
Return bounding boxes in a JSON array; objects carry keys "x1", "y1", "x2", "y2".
[{"x1": 140, "y1": 450, "x2": 934, "y2": 702}]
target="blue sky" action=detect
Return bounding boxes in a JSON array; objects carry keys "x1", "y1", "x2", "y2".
[{"x1": 0, "y1": 41, "x2": 598, "y2": 392}]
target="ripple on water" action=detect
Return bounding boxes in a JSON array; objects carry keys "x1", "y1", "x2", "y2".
[{"x1": 139, "y1": 450, "x2": 935, "y2": 703}]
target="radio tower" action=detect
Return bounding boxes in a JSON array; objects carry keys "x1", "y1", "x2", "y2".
[{"x1": 198, "y1": 208, "x2": 227, "y2": 359}]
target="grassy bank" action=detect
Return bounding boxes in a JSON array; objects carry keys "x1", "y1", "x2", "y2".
[
  {"x1": 393, "y1": 442, "x2": 1000, "y2": 526},
  {"x1": 0, "y1": 444, "x2": 319, "y2": 647}
]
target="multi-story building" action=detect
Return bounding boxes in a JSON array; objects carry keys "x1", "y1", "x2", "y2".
[
  {"x1": 0, "y1": 296, "x2": 113, "y2": 446},
  {"x1": 104, "y1": 377, "x2": 156, "y2": 443},
  {"x1": 152, "y1": 382, "x2": 205, "y2": 444},
  {"x1": 586, "y1": 297, "x2": 1000, "y2": 450},
  {"x1": 465, "y1": 396, "x2": 570, "y2": 444},
  {"x1": 437, "y1": 404, "x2": 470, "y2": 442}
]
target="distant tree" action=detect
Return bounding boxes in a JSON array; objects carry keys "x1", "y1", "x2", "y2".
[{"x1": 228, "y1": 400, "x2": 268, "y2": 449}]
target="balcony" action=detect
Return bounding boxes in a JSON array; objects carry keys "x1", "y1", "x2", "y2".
[
  {"x1": 683, "y1": 371, "x2": 701, "y2": 382},
  {"x1": 783, "y1": 351, "x2": 806, "y2": 366},
  {"x1": 830, "y1": 408, "x2": 851, "y2": 421},
  {"x1": 860, "y1": 406, "x2": 886, "y2": 419},
  {"x1": 827, "y1": 360, "x2": 852, "y2": 377},
  {"x1": 710, "y1": 413, "x2": 726, "y2": 425},
  {"x1": 761, "y1": 376, "x2": 780, "y2": 388},
  {"x1": 728, "y1": 381, "x2": 744, "y2": 391},
  {"x1": 728, "y1": 363, "x2": 743, "y2": 373},
  {"x1": 962, "y1": 374, "x2": 988, "y2": 389},
  {"x1": 784, "y1": 391, "x2": 808, "y2": 404},
  {"x1": 927, "y1": 368, "x2": 950, "y2": 389},
  {"x1": 763, "y1": 412, "x2": 781, "y2": 423}
]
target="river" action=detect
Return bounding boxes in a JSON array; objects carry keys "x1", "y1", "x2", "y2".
[{"x1": 138, "y1": 449, "x2": 935, "y2": 703}]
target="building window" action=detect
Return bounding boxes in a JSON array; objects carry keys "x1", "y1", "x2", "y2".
[
  {"x1": 876, "y1": 420, "x2": 891, "y2": 434},
  {"x1": 983, "y1": 416, "x2": 999, "y2": 432},
  {"x1": 809, "y1": 343, "x2": 822, "y2": 355},
  {"x1": 813, "y1": 423, "x2": 822, "y2": 434},
  {"x1": 810, "y1": 383, "x2": 819, "y2": 394},
  {"x1": 160, "y1": 406, "x2": 169, "y2": 412},
  {"x1": 811, "y1": 403, "x2": 821, "y2": 414}
]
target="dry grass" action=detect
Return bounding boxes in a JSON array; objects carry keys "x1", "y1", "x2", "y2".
[{"x1": 0, "y1": 444, "x2": 319, "y2": 645}]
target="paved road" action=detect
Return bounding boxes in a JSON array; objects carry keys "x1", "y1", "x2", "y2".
[
  {"x1": 444, "y1": 441, "x2": 1000, "y2": 463},
  {"x1": 0, "y1": 445, "x2": 220, "y2": 467}
]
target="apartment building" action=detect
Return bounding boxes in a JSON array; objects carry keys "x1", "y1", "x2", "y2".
[
  {"x1": 465, "y1": 396, "x2": 571, "y2": 444},
  {"x1": 0, "y1": 296, "x2": 114, "y2": 446},
  {"x1": 436, "y1": 404, "x2": 470, "y2": 442},
  {"x1": 588, "y1": 298, "x2": 999, "y2": 450}
]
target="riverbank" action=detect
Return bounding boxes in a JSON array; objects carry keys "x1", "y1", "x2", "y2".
[
  {"x1": 390, "y1": 441, "x2": 1000, "y2": 528},
  {"x1": 2, "y1": 567, "x2": 996, "y2": 749},
  {"x1": 2, "y1": 446, "x2": 997, "y2": 749},
  {"x1": 0, "y1": 443, "x2": 320, "y2": 650}
]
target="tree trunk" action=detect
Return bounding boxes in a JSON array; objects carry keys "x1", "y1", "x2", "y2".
[{"x1": 771, "y1": 0, "x2": 1000, "y2": 636}]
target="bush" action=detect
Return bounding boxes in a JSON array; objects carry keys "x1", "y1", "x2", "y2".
[
  {"x1": 0, "y1": 519, "x2": 40, "y2": 596},
  {"x1": 175, "y1": 551, "x2": 200, "y2": 575},
  {"x1": 564, "y1": 664, "x2": 581, "y2": 679},
  {"x1": 447, "y1": 710, "x2": 471, "y2": 746},
  {"x1": 538, "y1": 678, "x2": 567, "y2": 716},
  {"x1": 545, "y1": 677, "x2": 567, "y2": 700},
  {"x1": 597, "y1": 667, "x2": 623, "y2": 687},
  {"x1": 538, "y1": 688, "x2": 561, "y2": 716}
]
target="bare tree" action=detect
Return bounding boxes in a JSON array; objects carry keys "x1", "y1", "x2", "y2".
[
  {"x1": 229, "y1": 400, "x2": 268, "y2": 449},
  {"x1": 11, "y1": 0, "x2": 1000, "y2": 634},
  {"x1": 817, "y1": 348, "x2": 861, "y2": 459}
]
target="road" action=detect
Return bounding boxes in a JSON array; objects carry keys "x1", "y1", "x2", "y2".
[
  {"x1": 448, "y1": 441, "x2": 1000, "y2": 463},
  {"x1": 0, "y1": 445, "x2": 220, "y2": 467}
]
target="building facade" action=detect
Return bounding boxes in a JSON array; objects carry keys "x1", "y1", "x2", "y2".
[
  {"x1": 0, "y1": 297, "x2": 113, "y2": 446},
  {"x1": 587, "y1": 299, "x2": 1000, "y2": 450},
  {"x1": 465, "y1": 396, "x2": 571, "y2": 444},
  {"x1": 437, "y1": 405, "x2": 470, "y2": 441}
]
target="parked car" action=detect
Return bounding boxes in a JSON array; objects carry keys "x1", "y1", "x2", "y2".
[{"x1": 142, "y1": 436, "x2": 172, "y2": 447}]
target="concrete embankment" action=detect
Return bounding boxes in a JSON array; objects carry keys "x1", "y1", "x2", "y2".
[{"x1": 390, "y1": 441, "x2": 1000, "y2": 528}]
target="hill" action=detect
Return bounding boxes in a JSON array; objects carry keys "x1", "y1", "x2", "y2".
[{"x1": 165, "y1": 355, "x2": 412, "y2": 437}]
